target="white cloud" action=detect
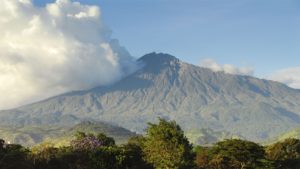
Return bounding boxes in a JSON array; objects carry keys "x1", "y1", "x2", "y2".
[
  {"x1": 200, "y1": 59, "x2": 254, "y2": 76},
  {"x1": 0, "y1": 0, "x2": 138, "y2": 110},
  {"x1": 269, "y1": 67, "x2": 300, "y2": 89}
]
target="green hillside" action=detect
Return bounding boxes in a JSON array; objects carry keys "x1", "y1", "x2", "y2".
[{"x1": 0, "y1": 121, "x2": 136, "y2": 147}]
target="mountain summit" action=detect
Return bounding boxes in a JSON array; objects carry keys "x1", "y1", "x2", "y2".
[
  {"x1": 1, "y1": 53, "x2": 300, "y2": 143},
  {"x1": 139, "y1": 52, "x2": 180, "y2": 65}
]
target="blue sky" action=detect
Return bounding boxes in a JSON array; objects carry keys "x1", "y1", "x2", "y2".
[{"x1": 34, "y1": 0, "x2": 300, "y2": 78}]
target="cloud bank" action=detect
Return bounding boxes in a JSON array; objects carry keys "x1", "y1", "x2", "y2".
[
  {"x1": 269, "y1": 67, "x2": 300, "y2": 89},
  {"x1": 200, "y1": 59, "x2": 300, "y2": 89},
  {"x1": 200, "y1": 59, "x2": 254, "y2": 76},
  {"x1": 0, "y1": 0, "x2": 138, "y2": 110}
]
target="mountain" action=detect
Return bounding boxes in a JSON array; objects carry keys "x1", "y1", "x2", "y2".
[
  {"x1": 0, "y1": 121, "x2": 137, "y2": 147},
  {"x1": 1, "y1": 52, "x2": 300, "y2": 143}
]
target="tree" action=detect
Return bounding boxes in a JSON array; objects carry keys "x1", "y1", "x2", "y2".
[
  {"x1": 0, "y1": 144, "x2": 32, "y2": 169},
  {"x1": 194, "y1": 146, "x2": 210, "y2": 169},
  {"x1": 142, "y1": 118, "x2": 194, "y2": 169},
  {"x1": 96, "y1": 133, "x2": 115, "y2": 147},
  {"x1": 30, "y1": 142, "x2": 61, "y2": 169},
  {"x1": 0, "y1": 139, "x2": 5, "y2": 157},
  {"x1": 0, "y1": 139, "x2": 4, "y2": 150},
  {"x1": 209, "y1": 139, "x2": 269, "y2": 169},
  {"x1": 121, "y1": 136, "x2": 153, "y2": 169},
  {"x1": 266, "y1": 138, "x2": 300, "y2": 169},
  {"x1": 71, "y1": 132, "x2": 103, "y2": 151},
  {"x1": 0, "y1": 139, "x2": 5, "y2": 165}
]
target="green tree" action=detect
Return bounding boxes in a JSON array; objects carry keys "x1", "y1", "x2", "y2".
[
  {"x1": 266, "y1": 138, "x2": 300, "y2": 169},
  {"x1": 0, "y1": 139, "x2": 4, "y2": 150},
  {"x1": 0, "y1": 144, "x2": 32, "y2": 169},
  {"x1": 96, "y1": 133, "x2": 115, "y2": 147},
  {"x1": 121, "y1": 136, "x2": 153, "y2": 169},
  {"x1": 30, "y1": 142, "x2": 61, "y2": 169},
  {"x1": 194, "y1": 146, "x2": 210, "y2": 169},
  {"x1": 209, "y1": 139, "x2": 271, "y2": 169},
  {"x1": 142, "y1": 118, "x2": 194, "y2": 169}
]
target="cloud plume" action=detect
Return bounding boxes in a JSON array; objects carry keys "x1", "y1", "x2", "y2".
[
  {"x1": 0, "y1": 0, "x2": 138, "y2": 110},
  {"x1": 269, "y1": 67, "x2": 300, "y2": 89},
  {"x1": 200, "y1": 59, "x2": 254, "y2": 76}
]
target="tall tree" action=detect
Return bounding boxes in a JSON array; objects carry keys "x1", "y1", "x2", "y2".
[{"x1": 142, "y1": 118, "x2": 194, "y2": 169}]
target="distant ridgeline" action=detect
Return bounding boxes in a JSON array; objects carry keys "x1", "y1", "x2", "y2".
[{"x1": 1, "y1": 53, "x2": 300, "y2": 145}]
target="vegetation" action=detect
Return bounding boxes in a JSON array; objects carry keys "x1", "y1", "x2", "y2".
[
  {"x1": 266, "y1": 138, "x2": 300, "y2": 169},
  {"x1": 0, "y1": 119, "x2": 300, "y2": 169},
  {"x1": 142, "y1": 118, "x2": 194, "y2": 169},
  {"x1": 0, "y1": 121, "x2": 136, "y2": 147},
  {"x1": 195, "y1": 139, "x2": 274, "y2": 169}
]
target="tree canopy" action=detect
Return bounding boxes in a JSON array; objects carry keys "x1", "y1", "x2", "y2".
[
  {"x1": 266, "y1": 138, "x2": 300, "y2": 169},
  {"x1": 142, "y1": 118, "x2": 194, "y2": 169}
]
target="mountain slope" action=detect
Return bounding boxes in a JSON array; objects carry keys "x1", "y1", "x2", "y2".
[
  {"x1": 268, "y1": 127, "x2": 300, "y2": 144},
  {"x1": 1, "y1": 53, "x2": 300, "y2": 142}
]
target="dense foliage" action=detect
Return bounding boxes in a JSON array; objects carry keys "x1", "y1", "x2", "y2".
[
  {"x1": 0, "y1": 120, "x2": 300, "y2": 169},
  {"x1": 195, "y1": 139, "x2": 274, "y2": 169},
  {"x1": 266, "y1": 138, "x2": 300, "y2": 169},
  {"x1": 142, "y1": 118, "x2": 194, "y2": 169}
]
